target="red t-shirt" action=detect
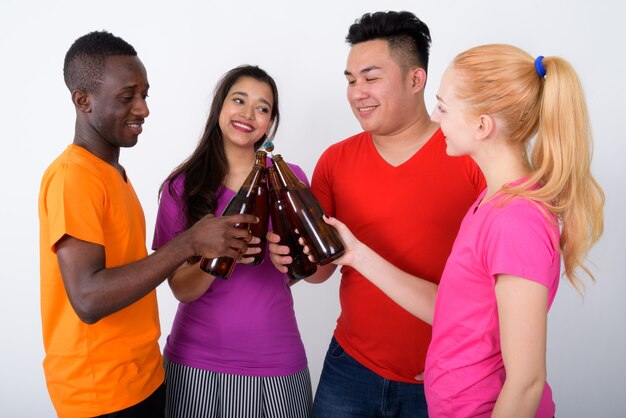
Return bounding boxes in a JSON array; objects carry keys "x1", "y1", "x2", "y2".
[{"x1": 311, "y1": 129, "x2": 485, "y2": 383}]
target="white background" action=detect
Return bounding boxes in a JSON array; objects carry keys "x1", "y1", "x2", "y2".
[{"x1": 1, "y1": 1, "x2": 624, "y2": 416}]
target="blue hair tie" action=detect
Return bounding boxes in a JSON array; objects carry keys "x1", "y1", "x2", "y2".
[{"x1": 535, "y1": 56, "x2": 546, "y2": 78}]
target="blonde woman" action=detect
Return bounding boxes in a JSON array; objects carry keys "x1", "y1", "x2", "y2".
[{"x1": 312, "y1": 44, "x2": 604, "y2": 417}]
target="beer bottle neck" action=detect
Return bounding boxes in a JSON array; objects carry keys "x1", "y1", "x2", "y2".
[
  {"x1": 266, "y1": 167, "x2": 283, "y2": 201},
  {"x1": 255, "y1": 150, "x2": 268, "y2": 167},
  {"x1": 271, "y1": 155, "x2": 302, "y2": 189},
  {"x1": 238, "y1": 151, "x2": 267, "y2": 193}
]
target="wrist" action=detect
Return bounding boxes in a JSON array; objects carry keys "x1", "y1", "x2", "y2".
[
  {"x1": 170, "y1": 228, "x2": 196, "y2": 261},
  {"x1": 351, "y1": 241, "x2": 369, "y2": 268}
]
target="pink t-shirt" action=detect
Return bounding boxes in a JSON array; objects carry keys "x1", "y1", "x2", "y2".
[{"x1": 425, "y1": 189, "x2": 560, "y2": 417}]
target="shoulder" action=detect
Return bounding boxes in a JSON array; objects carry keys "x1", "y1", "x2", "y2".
[
  {"x1": 163, "y1": 173, "x2": 186, "y2": 195},
  {"x1": 494, "y1": 197, "x2": 554, "y2": 222},
  {"x1": 159, "y1": 173, "x2": 186, "y2": 208},
  {"x1": 286, "y1": 162, "x2": 309, "y2": 183},
  {"x1": 321, "y1": 131, "x2": 370, "y2": 156},
  {"x1": 483, "y1": 196, "x2": 561, "y2": 285},
  {"x1": 489, "y1": 197, "x2": 559, "y2": 244},
  {"x1": 42, "y1": 146, "x2": 109, "y2": 193},
  {"x1": 316, "y1": 132, "x2": 371, "y2": 171}
]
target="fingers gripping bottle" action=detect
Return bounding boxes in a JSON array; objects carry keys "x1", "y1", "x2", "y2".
[
  {"x1": 270, "y1": 154, "x2": 345, "y2": 265},
  {"x1": 267, "y1": 166, "x2": 317, "y2": 280},
  {"x1": 199, "y1": 151, "x2": 267, "y2": 279}
]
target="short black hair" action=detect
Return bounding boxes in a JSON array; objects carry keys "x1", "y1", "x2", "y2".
[
  {"x1": 346, "y1": 11, "x2": 431, "y2": 73},
  {"x1": 63, "y1": 30, "x2": 137, "y2": 93}
]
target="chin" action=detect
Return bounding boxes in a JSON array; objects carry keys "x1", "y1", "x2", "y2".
[
  {"x1": 444, "y1": 144, "x2": 459, "y2": 157},
  {"x1": 120, "y1": 138, "x2": 139, "y2": 148},
  {"x1": 354, "y1": 115, "x2": 375, "y2": 131}
]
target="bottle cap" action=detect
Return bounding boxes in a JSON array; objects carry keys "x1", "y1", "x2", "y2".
[{"x1": 263, "y1": 141, "x2": 275, "y2": 155}]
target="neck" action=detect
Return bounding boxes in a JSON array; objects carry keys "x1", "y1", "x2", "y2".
[
  {"x1": 224, "y1": 142, "x2": 256, "y2": 170},
  {"x1": 372, "y1": 108, "x2": 437, "y2": 146},
  {"x1": 73, "y1": 122, "x2": 121, "y2": 169},
  {"x1": 473, "y1": 138, "x2": 530, "y2": 200},
  {"x1": 223, "y1": 141, "x2": 257, "y2": 190},
  {"x1": 371, "y1": 109, "x2": 438, "y2": 166}
]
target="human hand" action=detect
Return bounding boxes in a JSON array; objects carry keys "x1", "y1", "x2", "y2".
[
  {"x1": 301, "y1": 215, "x2": 358, "y2": 267},
  {"x1": 188, "y1": 213, "x2": 258, "y2": 260},
  {"x1": 266, "y1": 230, "x2": 292, "y2": 273},
  {"x1": 238, "y1": 235, "x2": 262, "y2": 264}
]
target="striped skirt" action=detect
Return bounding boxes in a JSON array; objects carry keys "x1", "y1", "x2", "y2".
[{"x1": 164, "y1": 357, "x2": 312, "y2": 418}]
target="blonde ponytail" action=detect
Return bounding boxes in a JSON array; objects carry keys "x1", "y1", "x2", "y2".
[
  {"x1": 527, "y1": 56, "x2": 604, "y2": 290},
  {"x1": 453, "y1": 45, "x2": 605, "y2": 291}
]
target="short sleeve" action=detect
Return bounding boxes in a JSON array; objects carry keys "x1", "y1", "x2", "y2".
[
  {"x1": 485, "y1": 201, "x2": 559, "y2": 287},
  {"x1": 152, "y1": 176, "x2": 187, "y2": 250},
  {"x1": 46, "y1": 163, "x2": 106, "y2": 251},
  {"x1": 288, "y1": 163, "x2": 310, "y2": 187}
]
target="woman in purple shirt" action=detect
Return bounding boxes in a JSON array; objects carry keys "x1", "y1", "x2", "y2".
[{"x1": 152, "y1": 65, "x2": 311, "y2": 418}]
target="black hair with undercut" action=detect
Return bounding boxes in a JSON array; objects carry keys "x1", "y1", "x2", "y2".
[
  {"x1": 346, "y1": 11, "x2": 432, "y2": 74},
  {"x1": 63, "y1": 30, "x2": 137, "y2": 93}
]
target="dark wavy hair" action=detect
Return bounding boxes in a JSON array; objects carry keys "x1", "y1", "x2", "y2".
[
  {"x1": 163, "y1": 65, "x2": 280, "y2": 230},
  {"x1": 346, "y1": 11, "x2": 431, "y2": 74},
  {"x1": 63, "y1": 30, "x2": 137, "y2": 93}
]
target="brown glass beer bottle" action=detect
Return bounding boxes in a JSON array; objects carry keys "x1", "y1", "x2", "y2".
[
  {"x1": 267, "y1": 166, "x2": 317, "y2": 280},
  {"x1": 199, "y1": 151, "x2": 267, "y2": 278},
  {"x1": 247, "y1": 164, "x2": 269, "y2": 265},
  {"x1": 271, "y1": 154, "x2": 345, "y2": 265}
]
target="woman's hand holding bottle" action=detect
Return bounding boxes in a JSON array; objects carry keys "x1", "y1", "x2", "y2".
[{"x1": 300, "y1": 215, "x2": 364, "y2": 268}]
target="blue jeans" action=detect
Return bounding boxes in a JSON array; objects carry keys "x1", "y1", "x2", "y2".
[{"x1": 313, "y1": 337, "x2": 428, "y2": 418}]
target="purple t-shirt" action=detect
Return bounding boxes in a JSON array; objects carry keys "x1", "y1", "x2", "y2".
[
  {"x1": 152, "y1": 161, "x2": 308, "y2": 376},
  {"x1": 425, "y1": 189, "x2": 560, "y2": 417}
]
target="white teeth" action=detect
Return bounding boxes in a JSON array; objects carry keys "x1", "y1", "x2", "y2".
[
  {"x1": 359, "y1": 106, "x2": 377, "y2": 111},
  {"x1": 233, "y1": 121, "x2": 253, "y2": 131}
]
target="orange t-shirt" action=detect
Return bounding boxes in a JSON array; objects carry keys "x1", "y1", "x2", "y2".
[
  {"x1": 311, "y1": 130, "x2": 485, "y2": 383},
  {"x1": 38, "y1": 145, "x2": 163, "y2": 417}
]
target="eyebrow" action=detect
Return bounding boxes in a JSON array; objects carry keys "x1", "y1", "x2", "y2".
[
  {"x1": 117, "y1": 83, "x2": 150, "y2": 93},
  {"x1": 344, "y1": 65, "x2": 382, "y2": 77},
  {"x1": 436, "y1": 94, "x2": 447, "y2": 104},
  {"x1": 231, "y1": 91, "x2": 272, "y2": 108}
]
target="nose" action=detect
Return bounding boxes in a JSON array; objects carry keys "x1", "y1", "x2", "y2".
[
  {"x1": 347, "y1": 80, "x2": 369, "y2": 103},
  {"x1": 133, "y1": 97, "x2": 150, "y2": 118},
  {"x1": 240, "y1": 104, "x2": 253, "y2": 120}
]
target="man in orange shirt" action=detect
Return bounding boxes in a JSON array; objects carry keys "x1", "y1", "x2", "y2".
[{"x1": 38, "y1": 31, "x2": 256, "y2": 417}]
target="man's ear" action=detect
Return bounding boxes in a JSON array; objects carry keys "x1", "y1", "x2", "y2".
[
  {"x1": 409, "y1": 67, "x2": 427, "y2": 93},
  {"x1": 476, "y1": 114, "x2": 496, "y2": 141},
  {"x1": 72, "y1": 90, "x2": 91, "y2": 113}
]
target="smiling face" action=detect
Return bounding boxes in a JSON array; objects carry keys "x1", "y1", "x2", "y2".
[
  {"x1": 218, "y1": 76, "x2": 274, "y2": 149},
  {"x1": 345, "y1": 39, "x2": 418, "y2": 136},
  {"x1": 86, "y1": 55, "x2": 150, "y2": 149},
  {"x1": 431, "y1": 67, "x2": 478, "y2": 157}
]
